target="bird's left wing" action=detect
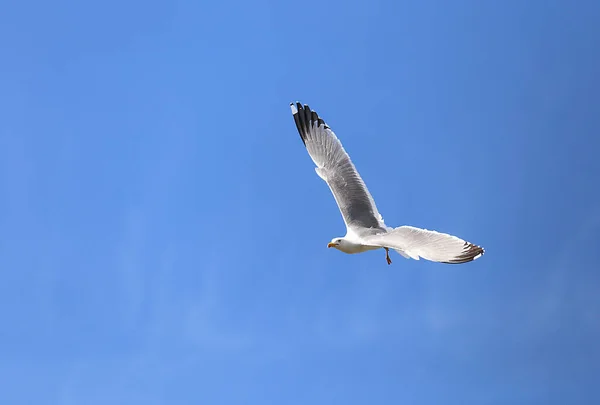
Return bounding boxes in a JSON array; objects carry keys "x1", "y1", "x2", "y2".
[{"x1": 290, "y1": 102, "x2": 386, "y2": 233}]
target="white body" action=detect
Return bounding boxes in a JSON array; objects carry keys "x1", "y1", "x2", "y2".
[{"x1": 334, "y1": 238, "x2": 381, "y2": 254}]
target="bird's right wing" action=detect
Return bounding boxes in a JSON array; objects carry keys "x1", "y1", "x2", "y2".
[
  {"x1": 290, "y1": 102, "x2": 386, "y2": 233},
  {"x1": 364, "y1": 225, "x2": 485, "y2": 264}
]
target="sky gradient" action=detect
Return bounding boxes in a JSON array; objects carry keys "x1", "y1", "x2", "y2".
[{"x1": 1, "y1": 0, "x2": 599, "y2": 404}]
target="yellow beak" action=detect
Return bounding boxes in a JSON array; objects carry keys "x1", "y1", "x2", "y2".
[{"x1": 327, "y1": 242, "x2": 336, "y2": 248}]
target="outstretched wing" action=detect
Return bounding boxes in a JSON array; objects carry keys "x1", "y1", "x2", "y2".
[
  {"x1": 364, "y1": 226, "x2": 485, "y2": 264},
  {"x1": 290, "y1": 102, "x2": 386, "y2": 234}
]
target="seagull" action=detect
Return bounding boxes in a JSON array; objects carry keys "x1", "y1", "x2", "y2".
[{"x1": 290, "y1": 102, "x2": 484, "y2": 265}]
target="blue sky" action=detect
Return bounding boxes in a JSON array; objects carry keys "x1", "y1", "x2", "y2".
[{"x1": 1, "y1": 0, "x2": 599, "y2": 403}]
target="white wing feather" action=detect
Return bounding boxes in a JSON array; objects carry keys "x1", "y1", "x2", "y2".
[{"x1": 365, "y1": 226, "x2": 484, "y2": 264}]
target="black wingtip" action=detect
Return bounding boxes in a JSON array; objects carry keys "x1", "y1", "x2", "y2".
[
  {"x1": 443, "y1": 243, "x2": 485, "y2": 264},
  {"x1": 290, "y1": 102, "x2": 308, "y2": 145},
  {"x1": 289, "y1": 101, "x2": 330, "y2": 146}
]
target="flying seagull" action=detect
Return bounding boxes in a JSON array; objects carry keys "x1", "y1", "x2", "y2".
[{"x1": 290, "y1": 102, "x2": 484, "y2": 265}]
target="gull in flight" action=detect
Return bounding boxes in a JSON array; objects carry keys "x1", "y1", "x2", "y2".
[{"x1": 290, "y1": 102, "x2": 485, "y2": 265}]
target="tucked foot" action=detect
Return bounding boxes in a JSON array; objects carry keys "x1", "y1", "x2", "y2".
[{"x1": 385, "y1": 248, "x2": 392, "y2": 265}]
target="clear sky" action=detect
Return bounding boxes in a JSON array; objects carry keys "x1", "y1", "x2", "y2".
[{"x1": 1, "y1": 0, "x2": 599, "y2": 404}]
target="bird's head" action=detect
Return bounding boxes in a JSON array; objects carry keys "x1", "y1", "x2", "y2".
[{"x1": 327, "y1": 237, "x2": 344, "y2": 250}]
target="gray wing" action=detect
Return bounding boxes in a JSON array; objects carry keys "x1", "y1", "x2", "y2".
[
  {"x1": 364, "y1": 226, "x2": 485, "y2": 264},
  {"x1": 290, "y1": 102, "x2": 386, "y2": 234}
]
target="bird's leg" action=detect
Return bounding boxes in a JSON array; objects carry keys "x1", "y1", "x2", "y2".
[{"x1": 385, "y1": 248, "x2": 392, "y2": 265}]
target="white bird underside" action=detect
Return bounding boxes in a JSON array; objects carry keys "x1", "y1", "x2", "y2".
[{"x1": 290, "y1": 101, "x2": 485, "y2": 265}]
